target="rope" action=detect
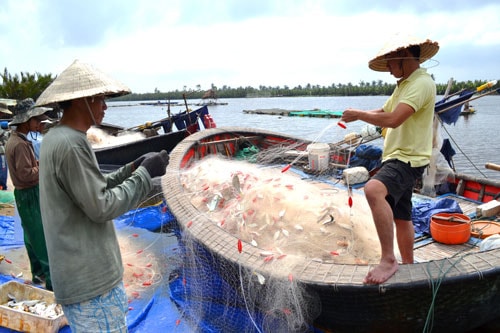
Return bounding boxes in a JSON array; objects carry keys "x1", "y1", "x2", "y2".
[
  {"x1": 422, "y1": 238, "x2": 482, "y2": 333},
  {"x1": 436, "y1": 117, "x2": 488, "y2": 178}
]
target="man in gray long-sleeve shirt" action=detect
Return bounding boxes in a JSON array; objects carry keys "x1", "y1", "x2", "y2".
[{"x1": 36, "y1": 60, "x2": 169, "y2": 332}]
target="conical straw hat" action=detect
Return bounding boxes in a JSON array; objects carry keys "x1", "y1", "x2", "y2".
[
  {"x1": 35, "y1": 59, "x2": 131, "y2": 106},
  {"x1": 0, "y1": 103, "x2": 12, "y2": 115},
  {"x1": 368, "y1": 33, "x2": 439, "y2": 72}
]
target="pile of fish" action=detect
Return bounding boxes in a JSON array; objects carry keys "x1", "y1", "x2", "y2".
[
  {"x1": 180, "y1": 156, "x2": 382, "y2": 265},
  {"x1": 4, "y1": 293, "x2": 63, "y2": 319}
]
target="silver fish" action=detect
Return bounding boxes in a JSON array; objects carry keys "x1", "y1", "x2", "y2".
[
  {"x1": 207, "y1": 193, "x2": 222, "y2": 211},
  {"x1": 321, "y1": 214, "x2": 335, "y2": 225},
  {"x1": 254, "y1": 272, "x2": 266, "y2": 285},
  {"x1": 232, "y1": 174, "x2": 242, "y2": 194}
]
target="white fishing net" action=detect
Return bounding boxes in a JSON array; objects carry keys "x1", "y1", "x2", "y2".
[
  {"x1": 421, "y1": 116, "x2": 455, "y2": 196},
  {"x1": 181, "y1": 156, "x2": 381, "y2": 265},
  {"x1": 169, "y1": 155, "x2": 384, "y2": 332},
  {"x1": 87, "y1": 127, "x2": 145, "y2": 148},
  {"x1": 0, "y1": 225, "x2": 167, "y2": 304}
]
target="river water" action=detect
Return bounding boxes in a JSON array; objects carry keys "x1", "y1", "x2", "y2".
[{"x1": 106, "y1": 95, "x2": 500, "y2": 179}]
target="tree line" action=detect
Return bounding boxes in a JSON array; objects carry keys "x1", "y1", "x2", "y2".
[{"x1": 0, "y1": 67, "x2": 496, "y2": 102}]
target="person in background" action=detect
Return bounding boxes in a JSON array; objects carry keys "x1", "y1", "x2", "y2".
[
  {"x1": 27, "y1": 118, "x2": 52, "y2": 160},
  {"x1": 5, "y1": 98, "x2": 52, "y2": 289},
  {"x1": 0, "y1": 104, "x2": 12, "y2": 190},
  {"x1": 341, "y1": 33, "x2": 439, "y2": 284},
  {"x1": 36, "y1": 59, "x2": 169, "y2": 332}
]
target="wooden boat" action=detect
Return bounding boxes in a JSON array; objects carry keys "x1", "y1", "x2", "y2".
[
  {"x1": 460, "y1": 102, "x2": 476, "y2": 116},
  {"x1": 94, "y1": 105, "x2": 210, "y2": 170},
  {"x1": 163, "y1": 126, "x2": 500, "y2": 333}
]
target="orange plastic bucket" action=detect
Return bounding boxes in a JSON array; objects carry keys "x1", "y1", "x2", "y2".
[{"x1": 430, "y1": 213, "x2": 471, "y2": 245}]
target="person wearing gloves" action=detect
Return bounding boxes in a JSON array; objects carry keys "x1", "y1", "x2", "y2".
[
  {"x1": 5, "y1": 98, "x2": 52, "y2": 290},
  {"x1": 36, "y1": 59, "x2": 169, "y2": 332}
]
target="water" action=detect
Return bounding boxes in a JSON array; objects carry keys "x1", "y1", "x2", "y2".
[{"x1": 106, "y1": 95, "x2": 500, "y2": 179}]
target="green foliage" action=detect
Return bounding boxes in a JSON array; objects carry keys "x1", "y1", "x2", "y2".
[
  {"x1": 0, "y1": 68, "x2": 55, "y2": 100},
  {"x1": 1, "y1": 67, "x2": 496, "y2": 103},
  {"x1": 116, "y1": 79, "x2": 498, "y2": 101}
]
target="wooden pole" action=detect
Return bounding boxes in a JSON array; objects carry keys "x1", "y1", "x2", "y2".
[
  {"x1": 437, "y1": 88, "x2": 499, "y2": 114},
  {"x1": 485, "y1": 163, "x2": 500, "y2": 172}
]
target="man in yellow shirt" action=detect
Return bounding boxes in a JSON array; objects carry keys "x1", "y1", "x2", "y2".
[{"x1": 341, "y1": 33, "x2": 439, "y2": 284}]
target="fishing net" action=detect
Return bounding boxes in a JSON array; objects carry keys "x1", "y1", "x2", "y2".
[
  {"x1": 0, "y1": 221, "x2": 169, "y2": 304},
  {"x1": 87, "y1": 127, "x2": 145, "y2": 148},
  {"x1": 421, "y1": 116, "x2": 455, "y2": 196},
  {"x1": 165, "y1": 151, "x2": 383, "y2": 332},
  {"x1": 181, "y1": 156, "x2": 380, "y2": 264}
]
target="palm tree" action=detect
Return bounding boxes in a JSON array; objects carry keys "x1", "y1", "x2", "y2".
[{"x1": 0, "y1": 68, "x2": 54, "y2": 100}]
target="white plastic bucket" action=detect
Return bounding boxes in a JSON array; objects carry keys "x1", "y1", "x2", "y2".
[{"x1": 307, "y1": 143, "x2": 330, "y2": 171}]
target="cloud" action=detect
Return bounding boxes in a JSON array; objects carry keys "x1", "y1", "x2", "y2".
[{"x1": 1, "y1": 0, "x2": 499, "y2": 93}]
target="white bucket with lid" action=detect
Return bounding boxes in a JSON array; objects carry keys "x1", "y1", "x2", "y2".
[{"x1": 307, "y1": 143, "x2": 330, "y2": 171}]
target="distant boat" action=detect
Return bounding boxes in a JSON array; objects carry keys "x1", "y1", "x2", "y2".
[
  {"x1": 93, "y1": 105, "x2": 211, "y2": 170},
  {"x1": 243, "y1": 108, "x2": 343, "y2": 118},
  {"x1": 139, "y1": 101, "x2": 180, "y2": 106},
  {"x1": 460, "y1": 102, "x2": 476, "y2": 116},
  {"x1": 196, "y1": 89, "x2": 228, "y2": 106}
]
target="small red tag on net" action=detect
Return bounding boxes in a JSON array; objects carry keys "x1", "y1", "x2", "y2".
[
  {"x1": 281, "y1": 164, "x2": 291, "y2": 173},
  {"x1": 237, "y1": 239, "x2": 242, "y2": 253}
]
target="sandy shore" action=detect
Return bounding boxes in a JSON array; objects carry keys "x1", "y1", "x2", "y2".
[{"x1": 6, "y1": 170, "x2": 12, "y2": 192}]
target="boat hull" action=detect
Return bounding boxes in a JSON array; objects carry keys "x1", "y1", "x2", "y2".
[
  {"x1": 95, "y1": 130, "x2": 188, "y2": 169},
  {"x1": 163, "y1": 126, "x2": 500, "y2": 332},
  {"x1": 94, "y1": 106, "x2": 210, "y2": 169}
]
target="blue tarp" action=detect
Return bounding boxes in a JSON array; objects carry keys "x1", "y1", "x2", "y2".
[
  {"x1": 0, "y1": 204, "x2": 192, "y2": 333},
  {"x1": 1, "y1": 202, "x2": 323, "y2": 332},
  {"x1": 411, "y1": 197, "x2": 463, "y2": 234},
  {"x1": 349, "y1": 144, "x2": 382, "y2": 172},
  {"x1": 113, "y1": 201, "x2": 175, "y2": 232},
  {"x1": 434, "y1": 90, "x2": 474, "y2": 125},
  {"x1": 169, "y1": 105, "x2": 209, "y2": 132}
]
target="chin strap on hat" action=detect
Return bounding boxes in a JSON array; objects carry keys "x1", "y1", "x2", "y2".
[{"x1": 84, "y1": 98, "x2": 97, "y2": 126}]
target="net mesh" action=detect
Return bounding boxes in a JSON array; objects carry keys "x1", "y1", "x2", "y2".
[{"x1": 166, "y1": 145, "x2": 384, "y2": 331}]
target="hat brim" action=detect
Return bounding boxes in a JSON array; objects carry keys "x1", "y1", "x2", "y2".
[
  {"x1": 0, "y1": 102, "x2": 12, "y2": 115},
  {"x1": 368, "y1": 35, "x2": 439, "y2": 72},
  {"x1": 9, "y1": 106, "x2": 52, "y2": 126},
  {"x1": 0, "y1": 106, "x2": 12, "y2": 115},
  {"x1": 35, "y1": 60, "x2": 131, "y2": 107}
]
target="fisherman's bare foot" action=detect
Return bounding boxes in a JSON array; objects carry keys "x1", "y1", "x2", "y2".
[{"x1": 363, "y1": 259, "x2": 398, "y2": 284}]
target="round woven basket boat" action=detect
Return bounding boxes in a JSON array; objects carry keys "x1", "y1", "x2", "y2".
[{"x1": 162, "y1": 127, "x2": 500, "y2": 333}]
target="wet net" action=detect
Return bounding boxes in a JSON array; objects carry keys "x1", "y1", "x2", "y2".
[{"x1": 163, "y1": 145, "x2": 384, "y2": 332}]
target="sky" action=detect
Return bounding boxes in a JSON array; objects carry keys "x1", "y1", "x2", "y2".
[{"x1": 1, "y1": 0, "x2": 499, "y2": 94}]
